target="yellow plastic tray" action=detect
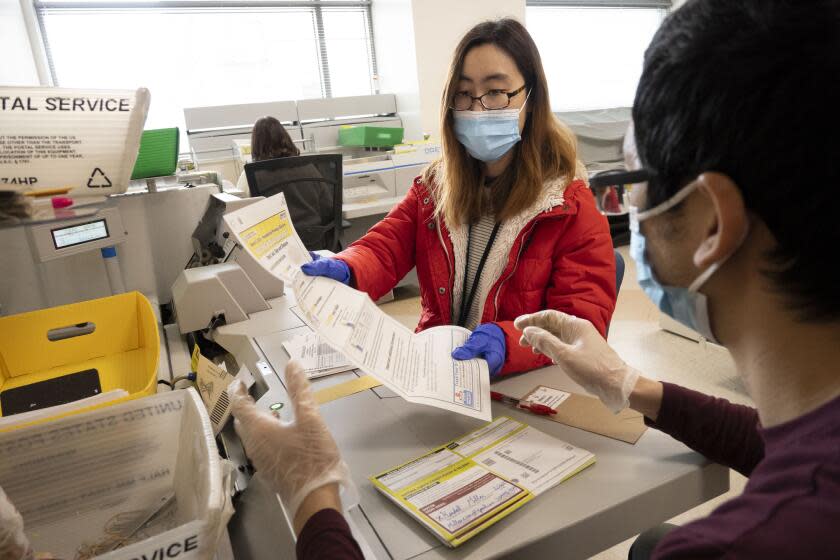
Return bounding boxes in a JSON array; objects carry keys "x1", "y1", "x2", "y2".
[{"x1": 0, "y1": 291, "x2": 159, "y2": 417}]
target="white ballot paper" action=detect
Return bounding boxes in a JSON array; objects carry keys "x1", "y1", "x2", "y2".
[
  {"x1": 282, "y1": 333, "x2": 356, "y2": 379},
  {"x1": 223, "y1": 194, "x2": 493, "y2": 420}
]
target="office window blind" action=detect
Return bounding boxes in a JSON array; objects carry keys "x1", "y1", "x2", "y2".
[
  {"x1": 526, "y1": 1, "x2": 669, "y2": 111},
  {"x1": 34, "y1": 0, "x2": 377, "y2": 134}
]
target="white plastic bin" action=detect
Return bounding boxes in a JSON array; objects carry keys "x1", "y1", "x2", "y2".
[{"x1": 0, "y1": 389, "x2": 233, "y2": 559}]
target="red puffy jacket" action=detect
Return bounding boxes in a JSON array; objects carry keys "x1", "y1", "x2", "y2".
[{"x1": 335, "y1": 175, "x2": 616, "y2": 376}]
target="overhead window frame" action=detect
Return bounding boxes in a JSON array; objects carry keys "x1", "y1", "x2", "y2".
[
  {"x1": 31, "y1": 0, "x2": 378, "y2": 98},
  {"x1": 527, "y1": 0, "x2": 671, "y2": 7}
]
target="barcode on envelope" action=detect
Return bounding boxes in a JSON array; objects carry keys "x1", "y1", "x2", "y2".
[
  {"x1": 494, "y1": 451, "x2": 539, "y2": 473},
  {"x1": 211, "y1": 391, "x2": 230, "y2": 426}
]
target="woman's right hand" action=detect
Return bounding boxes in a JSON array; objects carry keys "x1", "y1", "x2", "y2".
[
  {"x1": 300, "y1": 252, "x2": 351, "y2": 285},
  {"x1": 228, "y1": 362, "x2": 352, "y2": 533},
  {"x1": 514, "y1": 310, "x2": 645, "y2": 413}
]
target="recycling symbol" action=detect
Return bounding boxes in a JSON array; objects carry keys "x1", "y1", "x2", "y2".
[{"x1": 87, "y1": 168, "x2": 112, "y2": 188}]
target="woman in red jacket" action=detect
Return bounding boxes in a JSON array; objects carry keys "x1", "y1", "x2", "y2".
[{"x1": 303, "y1": 18, "x2": 616, "y2": 377}]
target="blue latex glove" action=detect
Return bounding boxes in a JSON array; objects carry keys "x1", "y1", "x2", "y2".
[
  {"x1": 300, "y1": 252, "x2": 351, "y2": 285},
  {"x1": 451, "y1": 323, "x2": 506, "y2": 378}
]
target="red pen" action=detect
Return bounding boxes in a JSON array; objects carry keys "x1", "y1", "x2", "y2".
[{"x1": 490, "y1": 391, "x2": 557, "y2": 416}]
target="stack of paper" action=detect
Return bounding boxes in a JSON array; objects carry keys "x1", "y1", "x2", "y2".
[
  {"x1": 370, "y1": 417, "x2": 595, "y2": 547},
  {"x1": 282, "y1": 333, "x2": 356, "y2": 379},
  {"x1": 0, "y1": 389, "x2": 128, "y2": 431}
]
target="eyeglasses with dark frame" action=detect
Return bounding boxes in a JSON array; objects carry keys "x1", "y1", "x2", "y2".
[
  {"x1": 450, "y1": 84, "x2": 528, "y2": 111},
  {"x1": 589, "y1": 168, "x2": 651, "y2": 189},
  {"x1": 589, "y1": 168, "x2": 653, "y2": 212}
]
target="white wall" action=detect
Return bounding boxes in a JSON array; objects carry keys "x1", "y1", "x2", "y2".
[
  {"x1": 0, "y1": 0, "x2": 40, "y2": 85},
  {"x1": 410, "y1": 0, "x2": 526, "y2": 137},
  {"x1": 371, "y1": 0, "x2": 422, "y2": 140}
]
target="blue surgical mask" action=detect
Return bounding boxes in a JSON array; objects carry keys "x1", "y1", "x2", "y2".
[
  {"x1": 629, "y1": 183, "x2": 744, "y2": 343},
  {"x1": 452, "y1": 95, "x2": 529, "y2": 162}
]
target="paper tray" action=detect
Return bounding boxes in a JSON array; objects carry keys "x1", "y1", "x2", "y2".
[{"x1": 0, "y1": 291, "x2": 159, "y2": 419}]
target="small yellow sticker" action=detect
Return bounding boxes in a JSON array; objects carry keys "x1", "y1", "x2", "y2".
[
  {"x1": 191, "y1": 344, "x2": 200, "y2": 372},
  {"x1": 240, "y1": 214, "x2": 292, "y2": 258},
  {"x1": 313, "y1": 375, "x2": 382, "y2": 405}
]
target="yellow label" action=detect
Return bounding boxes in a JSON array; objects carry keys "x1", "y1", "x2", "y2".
[
  {"x1": 314, "y1": 375, "x2": 382, "y2": 405},
  {"x1": 190, "y1": 344, "x2": 200, "y2": 372},
  {"x1": 240, "y1": 214, "x2": 292, "y2": 259}
]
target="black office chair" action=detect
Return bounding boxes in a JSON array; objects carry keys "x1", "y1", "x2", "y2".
[
  {"x1": 615, "y1": 249, "x2": 625, "y2": 295},
  {"x1": 589, "y1": 169, "x2": 631, "y2": 247},
  {"x1": 245, "y1": 154, "x2": 343, "y2": 252},
  {"x1": 605, "y1": 249, "x2": 626, "y2": 337}
]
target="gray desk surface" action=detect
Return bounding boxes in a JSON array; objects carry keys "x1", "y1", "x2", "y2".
[{"x1": 228, "y1": 298, "x2": 734, "y2": 560}]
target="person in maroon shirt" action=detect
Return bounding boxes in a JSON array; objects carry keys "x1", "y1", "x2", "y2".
[
  {"x1": 518, "y1": 0, "x2": 840, "y2": 558},
  {"x1": 229, "y1": 1, "x2": 839, "y2": 559}
]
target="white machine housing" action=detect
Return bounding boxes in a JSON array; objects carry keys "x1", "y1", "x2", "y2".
[
  {"x1": 189, "y1": 193, "x2": 285, "y2": 301},
  {"x1": 171, "y1": 263, "x2": 270, "y2": 333}
]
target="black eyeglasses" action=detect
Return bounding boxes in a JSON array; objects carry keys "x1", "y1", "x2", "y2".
[{"x1": 451, "y1": 84, "x2": 527, "y2": 111}]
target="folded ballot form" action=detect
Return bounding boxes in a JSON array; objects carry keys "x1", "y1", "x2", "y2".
[
  {"x1": 223, "y1": 193, "x2": 493, "y2": 420},
  {"x1": 371, "y1": 417, "x2": 595, "y2": 547}
]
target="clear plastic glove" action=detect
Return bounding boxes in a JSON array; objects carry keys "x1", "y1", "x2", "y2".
[
  {"x1": 514, "y1": 310, "x2": 640, "y2": 412},
  {"x1": 300, "y1": 252, "x2": 351, "y2": 285},
  {"x1": 0, "y1": 486, "x2": 33, "y2": 560},
  {"x1": 452, "y1": 323, "x2": 506, "y2": 377},
  {"x1": 228, "y1": 361, "x2": 352, "y2": 520}
]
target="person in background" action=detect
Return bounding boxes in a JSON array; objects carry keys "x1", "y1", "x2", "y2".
[
  {"x1": 240, "y1": 116, "x2": 337, "y2": 250},
  {"x1": 518, "y1": 0, "x2": 840, "y2": 558},
  {"x1": 301, "y1": 18, "x2": 616, "y2": 379},
  {"x1": 236, "y1": 116, "x2": 301, "y2": 193}
]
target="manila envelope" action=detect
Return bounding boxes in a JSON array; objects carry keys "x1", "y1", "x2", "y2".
[{"x1": 522, "y1": 385, "x2": 648, "y2": 444}]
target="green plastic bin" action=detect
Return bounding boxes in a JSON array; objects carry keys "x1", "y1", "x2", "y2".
[
  {"x1": 338, "y1": 125, "x2": 404, "y2": 148},
  {"x1": 131, "y1": 128, "x2": 180, "y2": 179}
]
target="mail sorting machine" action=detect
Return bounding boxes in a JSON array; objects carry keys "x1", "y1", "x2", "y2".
[{"x1": 0, "y1": 184, "x2": 730, "y2": 559}]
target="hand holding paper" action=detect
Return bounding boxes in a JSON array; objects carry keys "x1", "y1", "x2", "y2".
[
  {"x1": 293, "y1": 272, "x2": 492, "y2": 420},
  {"x1": 452, "y1": 323, "x2": 506, "y2": 377},
  {"x1": 515, "y1": 310, "x2": 640, "y2": 413},
  {"x1": 228, "y1": 362, "x2": 354, "y2": 523},
  {"x1": 300, "y1": 252, "x2": 351, "y2": 285}
]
